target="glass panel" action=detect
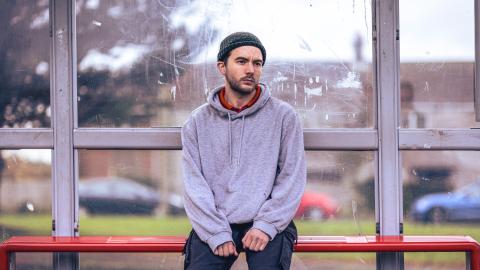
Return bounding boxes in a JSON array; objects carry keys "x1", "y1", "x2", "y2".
[
  {"x1": 0, "y1": 1, "x2": 51, "y2": 128},
  {"x1": 403, "y1": 151, "x2": 480, "y2": 244},
  {"x1": 15, "y1": 253, "x2": 53, "y2": 270},
  {"x1": 78, "y1": 252, "x2": 375, "y2": 270},
  {"x1": 404, "y1": 252, "x2": 466, "y2": 270},
  {"x1": 12, "y1": 251, "x2": 468, "y2": 269},
  {"x1": 76, "y1": 0, "x2": 373, "y2": 128},
  {"x1": 0, "y1": 150, "x2": 51, "y2": 241},
  {"x1": 294, "y1": 253, "x2": 375, "y2": 269},
  {"x1": 80, "y1": 253, "x2": 182, "y2": 270},
  {"x1": 400, "y1": 0, "x2": 477, "y2": 128},
  {"x1": 78, "y1": 150, "x2": 375, "y2": 236}
]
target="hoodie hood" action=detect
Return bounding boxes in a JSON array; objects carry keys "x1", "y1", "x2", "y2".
[
  {"x1": 206, "y1": 83, "x2": 271, "y2": 166},
  {"x1": 207, "y1": 83, "x2": 271, "y2": 119}
]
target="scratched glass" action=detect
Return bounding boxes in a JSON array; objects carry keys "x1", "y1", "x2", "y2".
[
  {"x1": 12, "y1": 253, "x2": 53, "y2": 270},
  {"x1": 76, "y1": 0, "x2": 373, "y2": 128},
  {"x1": 402, "y1": 151, "x2": 480, "y2": 267},
  {"x1": 77, "y1": 150, "x2": 374, "y2": 236},
  {"x1": 0, "y1": 1, "x2": 51, "y2": 128},
  {"x1": 0, "y1": 150, "x2": 51, "y2": 242},
  {"x1": 399, "y1": 0, "x2": 477, "y2": 128},
  {"x1": 77, "y1": 252, "x2": 375, "y2": 270}
]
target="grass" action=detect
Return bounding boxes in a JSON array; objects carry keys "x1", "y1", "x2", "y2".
[{"x1": 0, "y1": 214, "x2": 478, "y2": 266}]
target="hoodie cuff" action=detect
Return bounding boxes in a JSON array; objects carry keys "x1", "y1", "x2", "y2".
[
  {"x1": 252, "y1": 220, "x2": 278, "y2": 241},
  {"x1": 206, "y1": 231, "x2": 233, "y2": 252}
]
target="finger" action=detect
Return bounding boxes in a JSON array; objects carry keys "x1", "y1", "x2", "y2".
[
  {"x1": 249, "y1": 237, "x2": 258, "y2": 250},
  {"x1": 222, "y1": 244, "x2": 229, "y2": 257},
  {"x1": 255, "y1": 239, "x2": 266, "y2": 251},
  {"x1": 214, "y1": 248, "x2": 219, "y2": 255},
  {"x1": 231, "y1": 243, "x2": 238, "y2": 256},
  {"x1": 228, "y1": 243, "x2": 235, "y2": 256},
  {"x1": 218, "y1": 244, "x2": 225, "y2": 257},
  {"x1": 242, "y1": 233, "x2": 251, "y2": 248}
]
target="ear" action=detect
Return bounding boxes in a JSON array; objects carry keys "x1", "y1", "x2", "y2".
[{"x1": 217, "y1": 61, "x2": 226, "y2": 75}]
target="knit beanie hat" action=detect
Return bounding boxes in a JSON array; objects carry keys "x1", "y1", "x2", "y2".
[{"x1": 217, "y1": 32, "x2": 266, "y2": 65}]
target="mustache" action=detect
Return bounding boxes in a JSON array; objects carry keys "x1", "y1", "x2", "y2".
[{"x1": 241, "y1": 76, "x2": 255, "y2": 82}]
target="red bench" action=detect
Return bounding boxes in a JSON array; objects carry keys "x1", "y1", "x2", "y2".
[{"x1": 1, "y1": 235, "x2": 479, "y2": 269}]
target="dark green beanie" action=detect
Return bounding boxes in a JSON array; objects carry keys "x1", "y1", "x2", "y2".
[{"x1": 217, "y1": 32, "x2": 266, "y2": 65}]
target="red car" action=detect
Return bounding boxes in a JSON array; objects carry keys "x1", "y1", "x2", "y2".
[{"x1": 295, "y1": 191, "x2": 339, "y2": 221}]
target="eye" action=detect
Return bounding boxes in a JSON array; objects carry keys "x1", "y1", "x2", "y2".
[{"x1": 237, "y1": 59, "x2": 246, "y2": 64}]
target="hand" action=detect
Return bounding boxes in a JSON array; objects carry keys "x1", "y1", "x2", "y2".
[
  {"x1": 214, "y1": 241, "x2": 238, "y2": 257},
  {"x1": 242, "y1": 228, "x2": 270, "y2": 252}
]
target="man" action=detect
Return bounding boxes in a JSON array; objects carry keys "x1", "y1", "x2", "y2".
[{"x1": 181, "y1": 32, "x2": 306, "y2": 270}]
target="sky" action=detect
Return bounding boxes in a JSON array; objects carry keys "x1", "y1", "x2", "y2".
[
  {"x1": 171, "y1": 0, "x2": 474, "y2": 63},
  {"x1": 78, "y1": 0, "x2": 475, "y2": 73}
]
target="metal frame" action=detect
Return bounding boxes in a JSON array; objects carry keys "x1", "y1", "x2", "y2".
[
  {"x1": 72, "y1": 128, "x2": 377, "y2": 150},
  {"x1": 50, "y1": 0, "x2": 78, "y2": 269},
  {"x1": 0, "y1": 129, "x2": 53, "y2": 148},
  {"x1": 4, "y1": 129, "x2": 480, "y2": 151},
  {"x1": 373, "y1": 0, "x2": 403, "y2": 268},
  {"x1": 1, "y1": 0, "x2": 479, "y2": 269},
  {"x1": 476, "y1": 0, "x2": 480, "y2": 122}
]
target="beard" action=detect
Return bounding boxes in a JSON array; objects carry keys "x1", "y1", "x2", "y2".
[{"x1": 225, "y1": 73, "x2": 257, "y2": 96}]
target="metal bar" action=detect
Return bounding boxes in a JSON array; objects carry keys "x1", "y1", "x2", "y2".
[
  {"x1": 0, "y1": 129, "x2": 53, "y2": 148},
  {"x1": 4, "y1": 128, "x2": 480, "y2": 151},
  {"x1": 73, "y1": 128, "x2": 378, "y2": 150},
  {"x1": 51, "y1": 0, "x2": 76, "y2": 238},
  {"x1": 71, "y1": 0, "x2": 80, "y2": 237},
  {"x1": 399, "y1": 129, "x2": 480, "y2": 150},
  {"x1": 467, "y1": 251, "x2": 472, "y2": 270},
  {"x1": 374, "y1": 0, "x2": 401, "y2": 236},
  {"x1": 8, "y1": 252, "x2": 15, "y2": 270},
  {"x1": 303, "y1": 129, "x2": 377, "y2": 150},
  {"x1": 50, "y1": 0, "x2": 78, "y2": 269},
  {"x1": 73, "y1": 128, "x2": 182, "y2": 150},
  {"x1": 475, "y1": 0, "x2": 480, "y2": 122},
  {"x1": 374, "y1": 0, "x2": 402, "y2": 268}
]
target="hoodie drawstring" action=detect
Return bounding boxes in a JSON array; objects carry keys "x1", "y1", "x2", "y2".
[
  {"x1": 227, "y1": 114, "x2": 246, "y2": 166},
  {"x1": 228, "y1": 114, "x2": 233, "y2": 165},
  {"x1": 237, "y1": 115, "x2": 245, "y2": 165}
]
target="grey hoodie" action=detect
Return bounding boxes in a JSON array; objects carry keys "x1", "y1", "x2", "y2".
[{"x1": 181, "y1": 83, "x2": 306, "y2": 252}]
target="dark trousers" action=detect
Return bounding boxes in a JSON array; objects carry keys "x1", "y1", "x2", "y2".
[{"x1": 183, "y1": 221, "x2": 297, "y2": 270}]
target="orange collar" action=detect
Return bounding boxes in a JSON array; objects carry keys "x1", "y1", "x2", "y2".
[{"x1": 219, "y1": 85, "x2": 262, "y2": 113}]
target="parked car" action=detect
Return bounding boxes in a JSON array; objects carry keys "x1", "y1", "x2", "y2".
[
  {"x1": 410, "y1": 180, "x2": 480, "y2": 223},
  {"x1": 295, "y1": 191, "x2": 339, "y2": 221},
  {"x1": 79, "y1": 177, "x2": 184, "y2": 215}
]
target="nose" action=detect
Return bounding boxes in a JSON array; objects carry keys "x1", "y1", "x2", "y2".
[{"x1": 245, "y1": 62, "x2": 254, "y2": 74}]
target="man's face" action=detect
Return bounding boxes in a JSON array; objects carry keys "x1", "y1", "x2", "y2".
[{"x1": 217, "y1": 46, "x2": 263, "y2": 96}]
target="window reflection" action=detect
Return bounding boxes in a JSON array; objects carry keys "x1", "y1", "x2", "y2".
[
  {"x1": 78, "y1": 150, "x2": 374, "y2": 236},
  {"x1": 0, "y1": 150, "x2": 51, "y2": 241},
  {"x1": 0, "y1": 1, "x2": 51, "y2": 128},
  {"x1": 400, "y1": 0, "x2": 477, "y2": 128},
  {"x1": 76, "y1": 0, "x2": 373, "y2": 128},
  {"x1": 402, "y1": 151, "x2": 480, "y2": 267}
]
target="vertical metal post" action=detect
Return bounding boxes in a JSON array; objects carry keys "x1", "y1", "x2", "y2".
[
  {"x1": 8, "y1": 253, "x2": 15, "y2": 270},
  {"x1": 475, "y1": 0, "x2": 480, "y2": 122},
  {"x1": 466, "y1": 252, "x2": 471, "y2": 270},
  {"x1": 373, "y1": 0, "x2": 403, "y2": 269},
  {"x1": 50, "y1": 0, "x2": 79, "y2": 269}
]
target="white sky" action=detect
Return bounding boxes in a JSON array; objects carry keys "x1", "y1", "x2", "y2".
[
  {"x1": 79, "y1": 0, "x2": 475, "y2": 72},
  {"x1": 171, "y1": 0, "x2": 474, "y2": 63}
]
